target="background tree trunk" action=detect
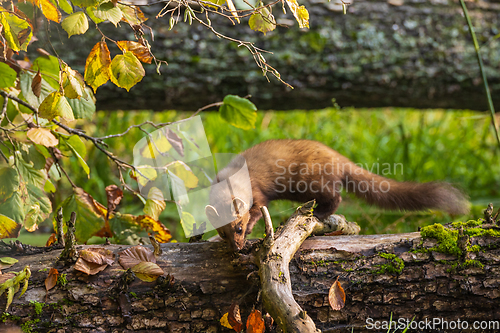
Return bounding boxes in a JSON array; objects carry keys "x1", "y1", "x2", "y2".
[
  {"x1": 2, "y1": 230, "x2": 500, "y2": 332},
  {"x1": 38, "y1": 0, "x2": 500, "y2": 111}
]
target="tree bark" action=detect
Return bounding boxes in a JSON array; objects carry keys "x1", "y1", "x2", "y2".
[
  {"x1": 2, "y1": 222, "x2": 500, "y2": 332},
  {"x1": 40, "y1": 0, "x2": 500, "y2": 111}
]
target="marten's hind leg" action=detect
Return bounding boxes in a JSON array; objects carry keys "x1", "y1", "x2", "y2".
[{"x1": 313, "y1": 194, "x2": 342, "y2": 221}]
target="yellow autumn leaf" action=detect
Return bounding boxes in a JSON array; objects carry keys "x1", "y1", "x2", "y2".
[
  {"x1": 140, "y1": 133, "x2": 172, "y2": 159},
  {"x1": 38, "y1": 91, "x2": 75, "y2": 121},
  {"x1": 131, "y1": 261, "x2": 164, "y2": 282},
  {"x1": 0, "y1": 214, "x2": 21, "y2": 239},
  {"x1": 168, "y1": 161, "x2": 198, "y2": 189},
  {"x1": 132, "y1": 167, "x2": 158, "y2": 187},
  {"x1": 220, "y1": 313, "x2": 233, "y2": 329},
  {"x1": 27, "y1": 128, "x2": 59, "y2": 147},
  {"x1": 285, "y1": 0, "x2": 309, "y2": 28},
  {"x1": 116, "y1": 41, "x2": 152, "y2": 64},
  {"x1": 35, "y1": 0, "x2": 61, "y2": 23},
  {"x1": 84, "y1": 41, "x2": 112, "y2": 92},
  {"x1": 109, "y1": 51, "x2": 145, "y2": 91}
]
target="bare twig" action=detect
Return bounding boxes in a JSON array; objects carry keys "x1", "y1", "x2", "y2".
[
  {"x1": 260, "y1": 205, "x2": 274, "y2": 241},
  {"x1": 0, "y1": 94, "x2": 8, "y2": 125},
  {"x1": 0, "y1": 90, "x2": 36, "y2": 113},
  {"x1": 51, "y1": 149, "x2": 77, "y2": 188}
]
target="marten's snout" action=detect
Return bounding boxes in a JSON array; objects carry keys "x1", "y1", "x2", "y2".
[{"x1": 231, "y1": 238, "x2": 246, "y2": 251}]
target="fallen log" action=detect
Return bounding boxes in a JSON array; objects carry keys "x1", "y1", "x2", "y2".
[{"x1": 1, "y1": 210, "x2": 499, "y2": 332}]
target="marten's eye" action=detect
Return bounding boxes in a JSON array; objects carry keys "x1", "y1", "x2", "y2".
[
  {"x1": 220, "y1": 232, "x2": 226, "y2": 239},
  {"x1": 236, "y1": 226, "x2": 243, "y2": 234}
]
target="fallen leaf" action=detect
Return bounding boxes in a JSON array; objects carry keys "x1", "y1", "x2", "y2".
[
  {"x1": 45, "y1": 233, "x2": 57, "y2": 247},
  {"x1": 74, "y1": 247, "x2": 115, "y2": 275},
  {"x1": 74, "y1": 257, "x2": 108, "y2": 275},
  {"x1": 119, "y1": 245, "x2": 156, "y2": 269},
  {"x1": 79, "y1": 248, "x2": 115, "y2": 265},
  {"x1": 328, "y1": 276, "x2": 346, "y2": 311},
  {"x1": 0, "y1": 257, "x2": 18, "y2": 270},
  {"x1": 0, "y1": 272, "x2": 16, "y2": 284},
  {"x1": 131, "y1": 261, "x2": 164, "y2": 282},
  {"x1": 228, "y1": 302, "x2": 243, "y2": 332},
  {"x1": 45, "y1": 268, "x2": 58, "y2": 291},
  {"x1": 220, "y1": 312, "x2": 233, "y2": 329},
  {"x1": 246, "y1": 309, "x2": 265, "y2": 333}
]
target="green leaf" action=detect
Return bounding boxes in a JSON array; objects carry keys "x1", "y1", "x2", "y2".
[
  {"x1": 0, "y1": 257, "x2": 18, "y2": 265},
  {"x1": 65, "y1": 135, "x2": 87, "y2": 158},
  {"x1": 0, "y1": 88, "x2": 21, "y2": 126},
  {"x1": 44, "y1": 179, "x2": 56, "y2": 193},
  {"x1": 110, "y1": 52, "x2": 145, "y2": 91},
  {"x1": 58, "y1": 0, "x2": 73, "y2": 14},
  {"x1": 14, "y1": 151, "x2": 47, "y2": 188},
  {"x1": 0, "y1": 63, "x2": 17, "y2": 88},
  {"x1": 109, "y1": 213, "x2": 143, "y2": 245},
  {"x1": 0, "y1": 11, "x2": 33, "y2": 52},
  {"x1": 21, "y1": 145, "x2": 46, "y2": 171},
  {"x1": 61, "y1": 11, "x2": 88, "y2": 38},
  {"x1": 0, "y1": 167, "x2": 19, "y2": 203},
  {"x1": 65, "y1": 138, "x2": 90, "y2": 176},
  {"x1": 219, "y1": 95, "x2": 257, "y2": 130},
  {"x1": 249, "y1": 4, "x2": 276, "y2": 35},
  {"x1": 92, "y1": 2, "x2": 122, "y2": 26},
  {"x1": 24, "y1": 183, "x2": 52, "y2": 231},
  {"x1": 54, "y1": 188, "x2": 106, "y2": 243},
  {"x1": 19, "y1": 72, "x2": 56, "y2": 110},
  {"x1": 0, "y1": 192, "x2": 24, "y2": 225},
  {"x1": 85, "y1": 6, "x2": 104, "y2": 23},
  {"x1": 39, "y1": 91, "x2": 75, "y2": 121},
  {"x1": 66, "y1": 87, "x2": 95, "y2": 119},
  {"x1": 71, "y1": 0, "x2": 101, "y2": 8}
]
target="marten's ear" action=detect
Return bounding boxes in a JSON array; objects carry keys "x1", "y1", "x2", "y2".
[
  {"x1": 231, "y1": 197, "x2": 247, "y2": 216},
  {"x1": 205, "y1": 205, "x2": 219, "y2": 223}
]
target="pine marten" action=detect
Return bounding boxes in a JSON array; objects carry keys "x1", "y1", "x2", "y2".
[{"x1": 205, "y1": 139, "x2": 469, "y2": 251}]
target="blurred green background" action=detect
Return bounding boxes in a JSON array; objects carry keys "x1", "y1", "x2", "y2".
[{"x1": 14, "y1": 107, "x2": 499, "y2": 246}]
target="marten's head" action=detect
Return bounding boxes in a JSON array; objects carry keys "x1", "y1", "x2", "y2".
[{"x1": 205, "y1": 197, "x2": 249, "y2": 251}]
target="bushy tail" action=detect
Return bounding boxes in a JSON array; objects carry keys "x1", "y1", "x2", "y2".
[{"x1": 342, "y1": 164, "x2": 469, "y2": 215}]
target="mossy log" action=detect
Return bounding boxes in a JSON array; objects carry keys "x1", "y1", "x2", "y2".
[
  {"x1": 38, "y1": 0, "x2": 500, "y2": 111},
  {"x1": 2, "y1": 218, "x2": 500, "y2": 332}
]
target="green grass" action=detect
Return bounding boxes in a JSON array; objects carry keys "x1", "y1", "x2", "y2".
[{"x1": 39, "y1": 107, "x2": 500, "y2": 243}]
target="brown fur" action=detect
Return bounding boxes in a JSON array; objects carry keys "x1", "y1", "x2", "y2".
[{"x1": 206, "y1": 139, "x2": 469, "y2": 251}]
